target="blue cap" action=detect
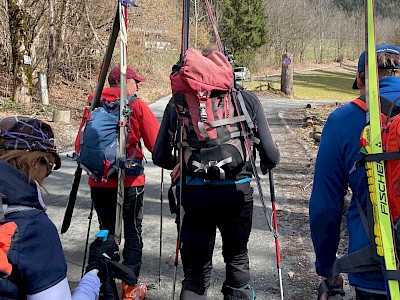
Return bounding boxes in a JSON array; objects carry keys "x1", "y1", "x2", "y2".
[{"x1": 353, "y1": 44, "x2": 400, "y2": 89}]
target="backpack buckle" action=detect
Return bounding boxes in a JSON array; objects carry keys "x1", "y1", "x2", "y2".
[{"x1": 199, "y1": 101, "x2": 208, "y2": 122}]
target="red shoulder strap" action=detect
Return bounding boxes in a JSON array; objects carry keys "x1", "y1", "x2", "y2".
[
  {"x1": 351, "y1": 98, "x2": 387, "y2": 123},
  {"x1": 352, "y1": 98, "x2": 367, "y2": 111}
]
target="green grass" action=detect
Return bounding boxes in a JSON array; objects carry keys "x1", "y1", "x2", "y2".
[{"x1": 244, "y1": 67, "x2": 360, "y2": 101}]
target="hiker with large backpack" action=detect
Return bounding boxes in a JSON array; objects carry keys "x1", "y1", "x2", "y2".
[
  {"x1": 75, "y1": 65, "x2": 160, "y2": 299},
  {"x1": 0, "y1": 116, "x2": 136, "y2": 299},
  {"x1": 309, "y1": 44, "x2": 400, "y2": 300},
  {"x1": 152, "y1": 48, "x2": 280, "y2": 300}
]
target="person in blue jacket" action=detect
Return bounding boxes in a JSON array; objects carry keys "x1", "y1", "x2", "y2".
[
  {"x1": 309, "y1": 44, "x2": 400, "y2": 300},
  {"x1": 0, "y1": 116, "x2": 133, "y2": 300}
]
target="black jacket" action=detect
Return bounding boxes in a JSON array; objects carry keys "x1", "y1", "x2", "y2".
[{"x1": 152, "y1": 90, "x2": 280, "y2": 178}]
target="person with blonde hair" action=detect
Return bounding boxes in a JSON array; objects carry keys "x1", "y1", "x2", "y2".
[{"x1": 0, "y1": 116, "x2": 127, "y2": 299}]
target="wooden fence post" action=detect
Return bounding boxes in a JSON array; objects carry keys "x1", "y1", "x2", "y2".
[
  {"x1": 281, "y1": 53, "x2": 293, "y2": 96},
  {"x1": 38, "y1": 72, "x2": 49, "y2": 105}
]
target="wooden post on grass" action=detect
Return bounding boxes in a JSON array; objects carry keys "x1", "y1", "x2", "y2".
[
  {"x1": 281, "y1": 53, "x2": 293, "y2": 96},
  {"x1": 38, "y1": 72, "x2": 49, "y2": 106}
]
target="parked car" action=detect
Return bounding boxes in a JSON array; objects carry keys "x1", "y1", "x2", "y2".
[{"x1": 234, "y1": 67, "x2": 251, "y2": 81}]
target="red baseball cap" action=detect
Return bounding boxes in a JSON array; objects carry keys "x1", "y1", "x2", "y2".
[{"x1": 108, "y1": 66, "x2": 147, "y2": 85}]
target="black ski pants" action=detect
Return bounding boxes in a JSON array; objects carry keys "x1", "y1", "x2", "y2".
[
  {"x1": 178, "y1": 181, "x2": 254, "y2": 300},
  {"x1": 91, "y1": 185, "x2": 144, "y2": 277}
]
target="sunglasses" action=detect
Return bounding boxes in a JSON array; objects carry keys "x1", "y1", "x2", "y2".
[{"x1": 39, "y1": 156, "x2": 56, "y2": 177}]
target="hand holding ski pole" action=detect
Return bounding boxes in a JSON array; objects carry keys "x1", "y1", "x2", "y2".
[
  {"x1": 317, "y1": 275, "x2": 344, "y2": 300},
  {"x1": 260, "y1": 161, "x2": 276, "y2": 175},
  {"x1": 85, "y1": 230, "x2": 136, "y2": 285}
]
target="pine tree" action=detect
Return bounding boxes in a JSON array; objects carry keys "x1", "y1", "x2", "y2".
[{"x1": 218, "y1": 0, "x2": 268, "y2": 66}]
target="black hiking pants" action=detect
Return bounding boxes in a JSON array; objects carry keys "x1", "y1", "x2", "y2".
[
  {"x1": 178, "y1": 182, "x2": 254, "y2": 300},
  {"x1": 91, "y1": 186, "x2": 144, "y2": 277}
]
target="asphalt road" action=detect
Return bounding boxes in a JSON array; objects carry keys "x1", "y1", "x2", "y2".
[{"x1": 45, "y1": 95, "x2": 333, "y2": 299}]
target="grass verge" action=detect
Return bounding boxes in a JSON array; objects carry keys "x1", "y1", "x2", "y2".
[{"x1": 244, "y1": 66, "x2": 360, "y2": 101}]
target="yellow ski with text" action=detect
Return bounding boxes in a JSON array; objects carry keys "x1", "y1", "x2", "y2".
[{"x1": 364, "y1": 0, "x2": 400, "y2": 298}]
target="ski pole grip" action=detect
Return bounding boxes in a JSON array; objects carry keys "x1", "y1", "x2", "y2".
[{"x1": 95, "y1": 230, "x2": 109, "y2": 242}]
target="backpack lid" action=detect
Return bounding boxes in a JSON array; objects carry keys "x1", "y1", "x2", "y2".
[{"x1": 171, "y1": 48, "x2": 233, "y2": 94}]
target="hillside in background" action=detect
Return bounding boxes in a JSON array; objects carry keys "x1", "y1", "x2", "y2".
[
  {"x1": 334, "y1": 0, "x2": 400, "y2": 17},
  {"x1": 1, "y1": 0, "x2": 400, "y2": 106}
]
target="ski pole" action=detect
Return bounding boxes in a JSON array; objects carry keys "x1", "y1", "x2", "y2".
[
  {"x1": 172, "y1": 237, "x2": 180, "y2": 300},
  {"x1": 231, "y1": 84, "x2": 284, "y2": 299},
  {"x1": 81, "y1": 199, "x2": 94, "y2": 278},
  {"x1": 269, "y1": 169, "x2": 284, "y2": 300},
  {"x1": 158, "y1": 168, "x2": 164, "y2": 288},
  {"x1": 172, "y1": 122, "x2": 185, "y2": 300}
]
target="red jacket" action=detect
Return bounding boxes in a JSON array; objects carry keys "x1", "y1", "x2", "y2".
[{"x1": 75, "y1": 87, "x2": 160, "y2": 187}]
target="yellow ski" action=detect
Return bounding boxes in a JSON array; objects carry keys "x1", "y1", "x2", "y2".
[{"x1": 365, "y1": 0, "x2": 399, "y2": 298}]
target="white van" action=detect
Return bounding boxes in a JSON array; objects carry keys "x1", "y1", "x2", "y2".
[{"x1": 234, "y1": 67, "x2": 251, "y2": 81}]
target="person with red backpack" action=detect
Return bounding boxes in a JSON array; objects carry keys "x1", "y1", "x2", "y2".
[
  {"x1": 152, "y1": 48, "x2": 280, "y2": 300},
  {"x1": 75, "y1": 66, "x2": 160, "y2": 300},
  {"x1": 309, "y1": 44, "x2": 400, "y2": 299}
]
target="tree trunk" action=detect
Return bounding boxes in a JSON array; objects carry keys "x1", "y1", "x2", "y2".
[
  {"x1": 47, "y1": 0, "x2": 56, "y2": 86},
  {"x1": 47, "y1": 0, "x2": 69, "y2": 88},
  {"x1": 7, "y1": 0, "x2": 32, "y2": 104},
  {"x1": 281, "y1": 53, "x2": 293, "y2": 97}
]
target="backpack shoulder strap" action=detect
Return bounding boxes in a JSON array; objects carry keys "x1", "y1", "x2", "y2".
[
  {"x1": 351, "y1": 96, "x2": 387, "y2": 123},
  {"x1": 352, "y1": 98, "x2": 367, "y2": 111},
  {"x1": 128, "y1": 94, "x2": 137, "y2": 105},
  {"x1": 351, "y1": 95, "x2": 400, "y2": 121}
]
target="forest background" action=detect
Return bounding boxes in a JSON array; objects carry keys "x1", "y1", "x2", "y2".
[{"x1": 1, "y1": 0, "x2": 400, "y2": 108}]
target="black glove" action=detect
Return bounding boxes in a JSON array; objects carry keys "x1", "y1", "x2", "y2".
[
  {"x1": 317, "y1": 275, "x2": 345, "y2": 300},
  {"x1": 85, "y1": 234, "x2": 136, "y2": 285},
  {"x1": 260, "y1": 161, "x2": 276, "y2": 175},
  {"x1": 86, "y1": 234, "x2": 120, "y2": 282}
]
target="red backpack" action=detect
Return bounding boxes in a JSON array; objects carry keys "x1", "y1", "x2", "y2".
[
  {"x1": 170, "y1": 48, "x2": 254, "y2": 180},
  {"x1": 353, "y1": 96, "x2": 400, "y2": 221}
]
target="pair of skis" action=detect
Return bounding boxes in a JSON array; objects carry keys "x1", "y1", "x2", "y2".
[
  {"x1": 61, "y1": 0, "x2": 135, "y2": 247},
  {"x1": 364, "y1": 0, "x2": 400, "y2": 298}
]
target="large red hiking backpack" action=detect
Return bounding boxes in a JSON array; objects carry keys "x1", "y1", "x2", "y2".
[
  {"x1": 353, "y1": 96, "x2": 400, "y2": 221},
  {"x1": 170, "y1": 48, "x2": 253, "y2": 180}
]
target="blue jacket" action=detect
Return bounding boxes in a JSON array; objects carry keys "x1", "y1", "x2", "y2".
[
  {"x1": 309, "y1": 76, "x2": 400, "y2": 291},
  {"x1": 0, "y1": 159, "x2": 67, "y2": 299}
]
